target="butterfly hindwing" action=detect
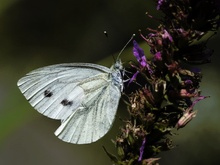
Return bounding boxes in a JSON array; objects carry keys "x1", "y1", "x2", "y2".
[{"x1": 55, "y1": 81, "x2": 121, "y2": 144}]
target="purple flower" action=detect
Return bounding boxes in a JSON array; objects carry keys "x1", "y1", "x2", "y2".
[
  {"x1": 133, "y1": 40, "x2": 148, "y2": 67},
  {"x1": 153, "y1": 51, "x2": 162, "y2": 61},
  {"x1": 138, "y1": 137, "x2": 146, "y2": 162},
  {"x1": 157, "y1": 0, "x2": 165, "y2": 10},
  {"x1": 128, "y1": 71, "x2": 139, "y2": 85},
  {"x1": 191, "y1": 95, "x2": 208, "y2": 108},
  {"x1": 162, "y1": 29, "x2": 173, "y2": 42},
  {"x1": 184, "y1": 80, "x2": 193, "y2": 85},
  {"x1": 176, "y1": 95, "x2": 208, "y2": 129},
  {"x1": 133, "y1": 40, "x2": 153, "y2": 74}
]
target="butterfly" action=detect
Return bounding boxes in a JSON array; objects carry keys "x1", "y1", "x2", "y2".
[{"x1": 17, "y1": 60, "x2": 124, "y2": 144}]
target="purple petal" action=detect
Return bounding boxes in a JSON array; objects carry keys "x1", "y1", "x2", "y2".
[
  {"x1": 190, "y1": 95, "x2": 208, "y2": 108},
  {"x1": 157, "y1": 0, "x2": 164, "y2": 10},
  {"x1": 153, "y1": 51, "x2": 162, "y2": 61},
  {"x1": 162, "y1": 29, "x2": 173, "y2": 42},
  {"x1": 133, "y1": 40, "x2": 147, "y2": 67},
  {"x1": 133, "y1": 40, "x2": 154, "y2": 75},
  {"x1": 184, "y1": 80, "x2": 193, "y2": 85},
  {"x1": 128, "y1": 71, "x2": 139, "y2": 85},
  {"x1": 138, "y1": 137, "x2": 146, "y2": 162}
]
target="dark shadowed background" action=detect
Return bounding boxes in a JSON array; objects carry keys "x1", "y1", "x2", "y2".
[{"x1": 0, "y1": 0, "x2": 220, "y2": 164}]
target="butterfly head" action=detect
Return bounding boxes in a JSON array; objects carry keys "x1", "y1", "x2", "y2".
[{"x1": 114, "y1": 59, "x2": 123, "y2": 70}]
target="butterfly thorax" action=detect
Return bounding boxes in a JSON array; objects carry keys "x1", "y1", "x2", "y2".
[{"x1": 110, "y1": 60, "x2": 124, "y2": 92}]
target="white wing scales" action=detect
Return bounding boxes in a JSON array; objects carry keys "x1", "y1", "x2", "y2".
[
  {"x1": 18, "y1": 63, "x2": 110, "y2": 120},
  {"x1": 55, "y1": 83, "x2": 121, "y2": 144},
  {"x1": 17, "y1": 62, "x2": 122, "y2": 144}
]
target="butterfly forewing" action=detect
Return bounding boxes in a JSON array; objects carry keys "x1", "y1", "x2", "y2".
[{"x1": 17, "y1": 62, "x2": 122, "y2": 144}]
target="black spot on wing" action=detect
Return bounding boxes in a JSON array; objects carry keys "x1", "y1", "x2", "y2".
[
  {"x1": 61, "y1": 99, "x2": 73, "y2": 106},
  {"x1": 44, "y1": 90, "x2": 53, "y2": 97}
]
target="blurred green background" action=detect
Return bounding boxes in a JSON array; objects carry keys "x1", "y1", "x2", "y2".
[{"x1": 0, "y1": 0, "x2": 219, "y2": 164}]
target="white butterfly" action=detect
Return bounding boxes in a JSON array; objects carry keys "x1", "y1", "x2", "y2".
[{"x1": 17, "y1": 60, "x2": 123, "y2": 144}]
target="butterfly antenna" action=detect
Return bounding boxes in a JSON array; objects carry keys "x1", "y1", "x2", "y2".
[
  {"x1": 103, "y1": 30, "x2": 117, "y2": 62},
  {"x1": 116, "y1": 33, "x2": 135, "y2": 61}
]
